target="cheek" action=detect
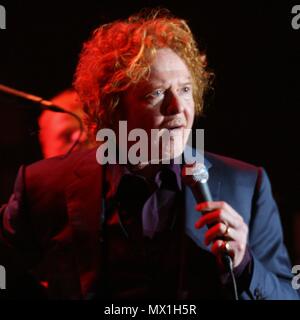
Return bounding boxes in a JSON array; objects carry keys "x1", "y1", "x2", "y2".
[
  {"x1": 137, "y1": 105, "x2": 164, "y2": 128},
  {"x1": 185, "y1": 101, "x2": 195, "y2": 124},
  {"x1": 126, "y1": 109, "x2": 156, "y2": 133},
  {"x1": 140, "y1": 115, "x2": 164, "y2": 133}
]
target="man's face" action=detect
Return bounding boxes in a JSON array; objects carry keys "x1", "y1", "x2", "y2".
[{"x1": 120, "y1": 48, "x2": 195, "y2": 163}]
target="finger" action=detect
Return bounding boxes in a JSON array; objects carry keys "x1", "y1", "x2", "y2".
[
  {"x1": 195, "y1": 208, "x2": 240, "y2": 229},
  {"x1": 211, "y1": 239, "x2": 225, "y2": 256},
  {"x1": 211, "y1": 240, "x2": 234, "y2": 257},
  {"x1": 195, "y1": 201, "x2": 227, "y2": 212},
  {"x1": 195, "y1": 209, "x2": 220, "y2": 228},
  {"x1": 204, "y1": 222, "x2": 227, "y2": 245},
  {"x1": 196, "y1": 201, "x2": 244, "y2": 223},
  {"x1": 205, "y1": 224, "x2": 238, "y2": 246}
]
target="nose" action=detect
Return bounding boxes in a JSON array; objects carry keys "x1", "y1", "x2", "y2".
[{"x1": 163, "y1": 90, "x2": 184, "y2": 115}]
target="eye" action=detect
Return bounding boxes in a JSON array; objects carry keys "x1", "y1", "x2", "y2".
[
  {"x1": 146, "y1": 89, "x2": 164, "y2": 99},
  {"x1": 181, "y1": 86, "x2": 191, "y2": 94}
]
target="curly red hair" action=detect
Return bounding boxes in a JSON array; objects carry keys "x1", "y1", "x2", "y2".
[{"x1": 74, "y1": 8, "x2": 210, "y2": 137}]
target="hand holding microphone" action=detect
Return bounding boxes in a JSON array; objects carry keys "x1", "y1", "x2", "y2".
[{"x1": 182, "y1": 162, "x2": 248, "y2": 269}]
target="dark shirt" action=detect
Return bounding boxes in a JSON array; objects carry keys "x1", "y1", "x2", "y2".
[{"x1": 107, "y1": 162, "x2": 182, "y2": 237}]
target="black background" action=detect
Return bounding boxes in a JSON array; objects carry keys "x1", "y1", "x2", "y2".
[{"x1": 0, "y1": 0, "x2": 299, "y2": 261}]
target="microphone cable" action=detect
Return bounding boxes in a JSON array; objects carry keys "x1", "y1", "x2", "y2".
[{"x1": 223, "y1": 254, "x2": 239, "y2": 300}]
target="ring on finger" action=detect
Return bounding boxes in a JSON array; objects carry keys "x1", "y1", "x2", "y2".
[
  {"x1": 224, "y1": 223, "x2": 230, "y2": 237},
  {"x1": 223, "y1": 240, "x2": 231, "y2": 253}
]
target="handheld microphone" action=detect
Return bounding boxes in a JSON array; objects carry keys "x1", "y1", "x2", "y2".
[
  {"x1": 181, "y1": 163, "x2": 233, "y2": 270},
  {"x1": 182, "y1": 162, "x2": 239, "y2": 299}
]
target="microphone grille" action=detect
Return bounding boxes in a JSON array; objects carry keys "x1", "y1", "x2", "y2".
[{"x1": 182, "y1": 163, "x2": 209, "y2": 185}]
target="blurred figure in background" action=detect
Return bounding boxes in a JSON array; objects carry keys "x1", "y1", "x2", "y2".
[
  {"x1": 38, "y1": 89, "x2": 92, "y2": 158},
  {"x1": 13, "y1": 89, "x2": 93, "y2": 297}
]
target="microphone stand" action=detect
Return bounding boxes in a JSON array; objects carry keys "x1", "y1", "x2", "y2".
[{"x1": 0, "y1": 83, "x2": 83, "y2": 156}]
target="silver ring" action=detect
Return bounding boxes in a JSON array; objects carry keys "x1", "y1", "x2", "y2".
[
  {"x1": 224, "y1": 224, "x2": 230, "y2": 237},
  {"x1": 223, "y1": 240, "x2": 230, "y2": 253}
]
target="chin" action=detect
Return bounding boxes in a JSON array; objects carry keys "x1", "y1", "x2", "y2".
[
  {"x1": 147, "y1": 129, "x2": 188, "y2": 164},
  {"x1": 159, "y1": 143, "x2": 185, "y2": 164}
]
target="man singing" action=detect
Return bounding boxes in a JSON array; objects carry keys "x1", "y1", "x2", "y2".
[{"x1": 0, "y1": 9, "x2": 298, "y2": 300}]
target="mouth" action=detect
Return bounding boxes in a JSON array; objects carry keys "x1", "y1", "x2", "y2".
[
  {"x1": 157, "y1": 119, "x2": 186, "y2": 138},
  {"x1": 159, "y1": 124, "x2": 184, "y2": 133},
  {"x1": 168, "y1": 125, "x2": 184, "y2": 130},
  {"x1": 158, "y1": 125, "x2": 185, "y2": 139},
  {"x1": 164, "y1": 119, "x2": 186, "y2": 130}
]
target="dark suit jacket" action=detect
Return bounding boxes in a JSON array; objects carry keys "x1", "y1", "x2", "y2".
[{"x1": 0, "y1": 148, "x2": 299, "y2": 299}]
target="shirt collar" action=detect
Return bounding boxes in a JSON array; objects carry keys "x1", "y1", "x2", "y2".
[
  {"x1": 106, "y1": 161, "x2": 182, "y2": 199},
  {"x1": 105, "y1": 144, "x2": 211, "y2": 197}
]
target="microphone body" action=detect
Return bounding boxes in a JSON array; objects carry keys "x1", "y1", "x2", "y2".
[
  {"x1": 189, "y1": 177, "x2": 213, "y2": 204},
  {"x1": 181, "y1": 163, "x2": 212, "y2": 203},
  {"x1": 182, "y1": 163, "x2": 233, "y2": 271}
]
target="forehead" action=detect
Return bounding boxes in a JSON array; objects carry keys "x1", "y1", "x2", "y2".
[
  {"x1": 123, "y1": 48, "x2": 192, "y2": 98},
  {"x1": 149, "y1": 48, "x2": 191, "y2": 84},
  {"x1": 151, "y1": 48, "x2": 189, "y2": 73}
]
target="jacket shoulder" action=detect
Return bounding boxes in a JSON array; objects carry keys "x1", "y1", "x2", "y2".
[
  {"x1": 25, "y1": 148, "x2": 99, "y2": 193},
  {"x1": 27, "y1": 148, "x2": 96, "y2": 175},
  {"x1": 205, "y1": 151, "x2": 259, "y2": 173},
  {"x1": 205, "y1": 151, "x2": 262, "y2": 187}
]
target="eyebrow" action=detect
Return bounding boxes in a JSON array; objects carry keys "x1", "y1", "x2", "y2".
[{"x1": 142, "y1": 79, "x2": 193, "y2": 91}]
